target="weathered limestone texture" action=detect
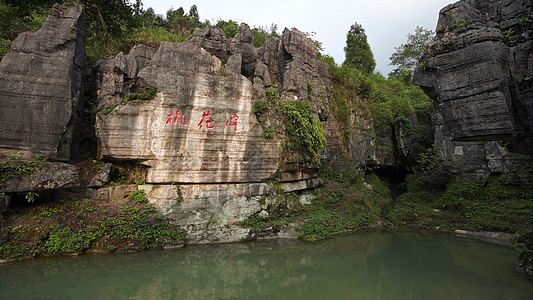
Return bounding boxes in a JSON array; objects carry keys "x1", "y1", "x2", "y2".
[
  {"x1": 96, "y1": 41, "x2": 283, "y2": 183},
  {"x1": 94, "y1": 25, "x2": 380, "y2": 242},
  {"x1": 413, "y1": 0, "x2": 533, "y2": 174},
  {"x1": 0, "y1": 162, "x2": 79, "y2": 193},
  {"x1": 0, "y1": 4, "x2": 86, "y2": 160},
  {"x1": 138, "y1": 183, "x2": 272, "y2": 243},
  {"x1": 95, "y1": 44, "x2": 156, "y2": 108}
]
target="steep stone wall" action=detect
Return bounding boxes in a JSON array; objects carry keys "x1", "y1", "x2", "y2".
[
  {"x1": 96, "y1": 41, "x2": 283, "y2": 184},
  {"x1": 413, "y1": 0, "x2": 533, "y2": 175},
  {"x1": 0, "y1": 4, "x2": 86, "y2": 160},
  {"x1": 93, "y1": 25, "x2": 375, "y2": 241}
]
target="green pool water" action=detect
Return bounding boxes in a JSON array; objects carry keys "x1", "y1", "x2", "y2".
[{"x1": 1, "y1": 231, "x2": 532, "y2": 299}]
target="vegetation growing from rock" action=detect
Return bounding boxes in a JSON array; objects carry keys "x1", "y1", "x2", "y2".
[
  {"x1": 0, "y1": 197, "x2": 186, "y2": 260},
  {"x1": 281, "y1": 100, "x2": 326, "y2": 165},
  {"x1": 241, "y1": 167, "x2": 392, "y2": 241}
]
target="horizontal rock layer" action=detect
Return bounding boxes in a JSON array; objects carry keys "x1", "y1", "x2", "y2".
[
  {"x1": 414, "y1": 0, "x2": 533, "y2": 174},
  {"x1": 96, "y1": 42, "x2": 283, "y2": 183}
]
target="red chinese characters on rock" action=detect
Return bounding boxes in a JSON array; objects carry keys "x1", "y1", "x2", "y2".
[
  {"x1": 198, "y1": 111, "x2": 215, "y2": 130},
  {"x1": 165, "y1": 109, "x2": 240, "y2": 132},
  {"x1": 166, "y1": 109, "x2": 188, "y2": 126},
  {"x1": 226, "y1": 113, "x2": 239, "y2": 131}
]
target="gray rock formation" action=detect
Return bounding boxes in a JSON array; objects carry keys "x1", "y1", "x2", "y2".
[
  {"x1": 413, "y1": 0, "x2": 533, "y2": 175},
  {"x1": 0, "y1": 4, "x2": 86, "y2": 161},
  {"x1": 0, "y1": 162, "x2": 79, "y2": 193},
  {"x1": 96, "y1": 44, "x2": 156, "y2": 108},
  {"x1": 96, "y1": 41, "x2": 283, "y2": 184}
]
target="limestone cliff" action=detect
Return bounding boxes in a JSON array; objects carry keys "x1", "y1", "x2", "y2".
[
  {"x1": 0, "y1": 4, "x2": 83, "y2": 210},
  {"x1": 0, "y1": 4, "x2": 86, "y2": 161},
  {"x1": 414, "y1": 0, "x2": 533, "y2": 176},
  {"x1": 92, "y1": 25, "x2": 378, "y2": 242},
  {"x1": 0, "y1": 7, "x2": 378, "y2": 242}
]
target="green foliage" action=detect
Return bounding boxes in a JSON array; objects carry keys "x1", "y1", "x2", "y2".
[
  {"x1": 45, "y1": 224, "x2": 96, "y2": 254},
  {"x1": 165, "y1": 5, "x2": 202, "y2": 35},
  {"x1": 251, "y1": 24, "x2": 279, "y2": 47},
  {"x1": 516, "y1": 73, "x2": 533, "y2": 83},
  {"x1": 103, "y1": 204, "x2": 186, "y2": 248},
  {"x1": 389, "y1": 26, "x2": 434, "y2": 76},
  {"x1": 262, "y1": 127, "x2": 273, "y2": 140},
  {"x1": 111, "y1": 162, "x2": 147, "y2": 184},
  {"x1": 266, "y1": 88, "x2": 281, "y2": 104},
  {"x1": 449, "y1": 19, "x2": 467, "y2": 30},
  {"x1": 0, "y1": 38, "x2": 13, "y2": 60},
  {"x1": 0, "y1": 160, "x2": 44, "y2": 188},
  {"x1": 127, "y1": 26, "x2": 189, "y2": 48},
  {"x1": 280, "y1": 100, "x2": 326, "y2": 164},
  {"x1": 35, "y1": 154, "x2": 47, "y2": 162},
  {"x1": 2, "y1": 198, "x2": 187, "y2": 260},
  {"x1": 25, "y1": 192, "x2": 38, "y2": 203},
  {"x1": 438, "y1": 176, "x2": 533, "y2": 232},
  {"x1": 129, "y1": 190, "x2": 148, "y2": 204},
  {"x1": 253, "y1": 99, "x2": 268, "y2": 118},
  {"x1": 175, "y1": 184, "x2": 184, "y2": 202},
  {"x1": 124, "y1": 88, "x2": 157, "y2": 101},
  {"x1": 98, "y1": 103, "x2": 119, "y2": 115},
  {"x1": 107, "y1": 245, "x2": 118, "y2": 252},
  {"x1": 213, "y1": 19, "x2": 239, "y2": 38},
  {"x1": 343, "y1": 22, "x2": 376, "y2": 74}
]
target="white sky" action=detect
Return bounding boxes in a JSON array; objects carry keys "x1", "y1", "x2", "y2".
[{"x1": 140, "y1": 0, "x2": 456, "y2": 75}]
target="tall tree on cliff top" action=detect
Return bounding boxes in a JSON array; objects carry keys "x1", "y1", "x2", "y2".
[
  {"x1": 343, "y1": 22, "x2": 375, "y2": 74},
  {"x1": 389, "y1": 26, "x2": 434, "y2": 79}
]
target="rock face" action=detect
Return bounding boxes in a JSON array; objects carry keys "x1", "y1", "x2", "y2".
[
  {"x1": 0, "y1": 162, "x2": 79, "y2": 193},
  {"x1": 413, "y1": 0, "x2": 533, "y2": 175},
  {"x1": 0, "y1": 4, "x2": 86, "y2": 160},
  {"x1": 93, "y1": 25, "x2": 377, "y2": 242},
  {"x1": 96, "y1": 41, "x2": 283, "y2": 184}
]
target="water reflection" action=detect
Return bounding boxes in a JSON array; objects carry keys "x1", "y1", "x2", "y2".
[{"x1": 1, "y1": 232, "x2": 532, "y2": 299}]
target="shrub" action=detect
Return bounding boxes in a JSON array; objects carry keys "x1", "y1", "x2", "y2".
[
  {"x1": 253, "y1": 99, "x2": 268, "y2": 118},
  {"x1": 124, "y1": 88, "x2": 157, "y2": 101},
  {"x1": 280, "y1": 100, "x2": 326, "y2": 164}
]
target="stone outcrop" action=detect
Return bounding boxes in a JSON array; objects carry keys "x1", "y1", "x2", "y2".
[
  {"x1": 0, "y1": 4, "x2": 86, "y2": 161},
  {"x1": 94, "y1": 25, "x2": 367, "y2": 242},
  {"x1": 0, "y1": 162, "x2": 79, "y2": 193},
  {"x1": 413, "y1": 0, "x2": 533, "y2": 175},
  {"x1": 96, "y1": 41, "x2": 283, "y2": 184}
]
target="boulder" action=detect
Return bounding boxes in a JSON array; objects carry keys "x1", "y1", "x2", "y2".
[
  {"x1": 229, "y1": 23, "x2": 257, "y2": 65},
  {"x1": 186, "y1": 26, "x2": 229, "y2": 61},
  {"x1": 88, "y1": 163, "x2": 112, "y2": 188},
  {"x1": 0, "y1": 4, "x2": 86, "y2": 160}
]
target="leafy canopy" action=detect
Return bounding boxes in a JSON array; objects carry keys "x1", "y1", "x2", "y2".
[
  {"x1": 343, "y1": 22, "x2": 375, "y2": 74},
  {"x1": 389, "y1": 26, "x2": 434, "y2": 77}
]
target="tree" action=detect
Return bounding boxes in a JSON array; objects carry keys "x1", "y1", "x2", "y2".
[
  {"x1": 343, "y1": 22, "x2": 375, "y2": 74},
  {"x1": 389, "y1": 26, "x2": 434, "y2": 78}
]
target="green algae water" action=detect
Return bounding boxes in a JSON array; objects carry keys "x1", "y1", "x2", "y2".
[{"x1": 1, "y1": 231, "x2": 532, "y2": 299}]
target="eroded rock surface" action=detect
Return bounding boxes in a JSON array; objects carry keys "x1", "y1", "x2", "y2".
[
  {"x1": 413, "y1": 0, "x2": 533, "y2": 175},
  {"x1": 0, "y1": 162, "x2": 79, "y2": 193},
  {"x1": 92, "y1": 25, "x2": 380, "y2": 242},
  {"x1": 96, "y1": 42, "x2": 283, "y2": 184},
  {"x1": 0, "y1": 4, "x2": 86, "y2": 160}
]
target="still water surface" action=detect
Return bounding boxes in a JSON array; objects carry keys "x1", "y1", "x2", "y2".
[{"x1": 1, "y1": 231, "x2": 532, "y2": 299}]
